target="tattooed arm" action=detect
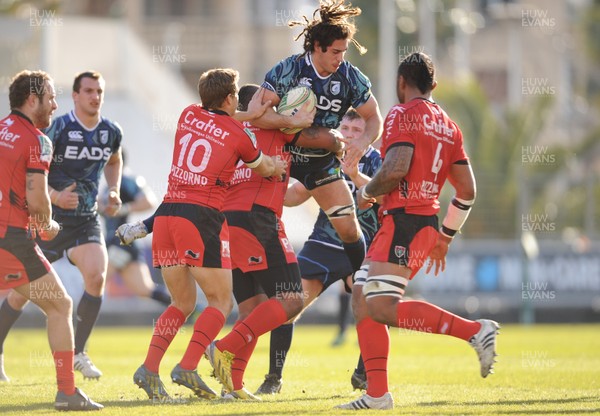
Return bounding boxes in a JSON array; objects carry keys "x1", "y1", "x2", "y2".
[{"x1": 356, "y1": 145, "x2": 413, "y2": 210}]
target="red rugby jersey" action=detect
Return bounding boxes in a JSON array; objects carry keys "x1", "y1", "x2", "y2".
[
  {"x1": 222, "y1": 122, "x2": 293, "y2": 217},
  {"x1": 0, "y1": 111, "x2": 52, "y2": 237},
  {"x1": 380, "y1": 98, "x2": 468, "y2": 216},
  {"x1": 164, "y1": 105, "x2": 262, "y2": 210}
]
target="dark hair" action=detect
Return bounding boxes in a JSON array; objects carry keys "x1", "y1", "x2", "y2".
[
  {"x1": 198, "y1": 68, "x2": 239, "y2": 109},
  {"x1": 9, "y1": 70, "x2": 53, "y2": 110},
  {"x1": 397, "y1": 52, "x2": 435, "y2": 94},
  {"x1": 73, "y1": 71, "x2": 103, "y2": 92},
  {"x1": 290, "y1": 0, "x2": 366, "y2": 55},
  {"x1": 237, "y1": 84, "x2": 260, "y2": 112},
  {"x1": 342, "y1": 108, "x2": 362, "y2": 121}
]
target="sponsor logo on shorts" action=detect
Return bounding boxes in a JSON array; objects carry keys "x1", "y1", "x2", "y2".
[
  {"x1": 185, "y1": 249, "x2": 200, "y2": 259},
  {"x1": 87, "y1": 235, "x2": 102, "y2": 243},
  {"x1": 248, "y1": 256, "x2": 263, "y2": 265},
  {"x1": 221, "y1": 241, "x2": 230, "y2": 258},
  {"x1": 394, "y1": 245, "x2": 407, "y2": 258},
  {"x1": 4, "y1": 272, "x2": 21, "y2": 281}
]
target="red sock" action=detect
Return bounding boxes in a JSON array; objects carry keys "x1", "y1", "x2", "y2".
[
  {"x1": 357, "y1": 317, "x2": 389, "y2": 398},
  {"x1": 217, "y1": 299, "x2": 287, "y2": 354},
  {"x1": 179, "y1": 307, "x2": 225, "y2": 370},
  {"x1": 230, "y1": 321, "x2": 258, "y2": 390},
  {"x1": 53, "y1": 350, "x2": 75, "y2": 395},
  {"x1": 396, "y1": 300, "x2": 481, "y2": 341},
  {"x1": 144, "y1": 306, "x2": 185, "y2": 373}
]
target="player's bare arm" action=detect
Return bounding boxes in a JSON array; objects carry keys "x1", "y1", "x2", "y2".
[
  {"x1": 426, "y1": 163, "x2": 476, "y2": 276},
  {"x1": 343, "y1": 96, "x2": 383, "y2": 166},
  {"x1": 357, "y1": 145, "x2": 413, "y2": 210},
  {"x1": 48, "y1": 182, "x2": 78, "y2": 210},
  {"x1": 283, "y1": 181, "x2": 312, "y2": 207},
  {"x1": 250, "y1": 88, "x2": 314, "y2": 130},
  {"x1": 103, "y1": 148, "x2": 123, "y2": 217},
  {"x1": 341, "y1": 158, "x2": 371, "y2": 189},
  {"x1": 26, "y1": 171, "x2": 59, "y2": 240},
  {"x1": 295, "y1": 126, "x2": 344, "y2": 154},
  {"x1": 250, "y1": 153, "x2": 288, "y2": 180}
]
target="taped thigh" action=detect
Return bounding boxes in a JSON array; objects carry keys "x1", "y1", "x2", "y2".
[
  {"x1": 325, "y1": 204, "x2": 354, "y2": 219},
  {"x1": 362, "y1": 274, "x2": 408, "y2": 299}
]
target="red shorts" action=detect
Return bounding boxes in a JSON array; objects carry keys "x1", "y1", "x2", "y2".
[
  {"x1": 0, "y1": 228, "x2": 51, "y2": 290},
  {"x1": 225, "y1": 205, "x2": 297, "y2": 273},
  {"x1": 152, "y1": 203, "x2": 231, "y2": 269},
  {"x1": 367, "y1": 210, "x2": 439, "y2": 279}
]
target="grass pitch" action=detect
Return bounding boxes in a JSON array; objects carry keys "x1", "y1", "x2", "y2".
[{"x1": 0, "y1": 324, "x2": 598, "y2": 415}]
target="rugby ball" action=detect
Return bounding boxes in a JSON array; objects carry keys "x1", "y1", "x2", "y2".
[{"x1": 277, "y1": 86, "x2": 317, "y2": 135}]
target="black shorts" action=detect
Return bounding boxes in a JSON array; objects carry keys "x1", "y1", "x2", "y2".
[
  {"x1": 0, "y1": 227, "x2": 52, "y2": 290},
  {"x1": 37, "y1": 215, "x2": 103, "y2": 263},
  {"x1": 225, "y1": 206, "x2": 297, "y2": 273},
  {"x1": 106, "y1": 234, "x2": 143, "y2": 269},
  {"x1": 298, "y1": 240, "x2": 353, "y2": 293},
  {"x1": 232, "y1": 263, "x2": 302, "y2": 304},
  {"x1": 289, "y1": 151, "x2": 343, "y2": 190}
]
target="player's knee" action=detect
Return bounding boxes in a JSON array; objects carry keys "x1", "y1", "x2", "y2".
[
  {"x1": 280, "y1": 296, "x2": 304, "y2": 320},
  {"x1": 7, "y1": 290, "x2": 29, "y2": 310},
  {"x1": 171, "y1": 298, "x2": 196, "y2": 318},
  {"x1": 54, "y1": 292, "x2": 73, "y2": 316},
  {"x1": 83, "y1": 271, "x2": 106, "y2": 295},
  {"x1": 333, "y1": 221, "x2": 361, "y2": 242},
  {"x1": 366, "y1": 300, "x2": 390, "y2": 324},
  {"x1": 205, "y1": 294, "x2": 233, "y2": 318},
  {"x1": 42, "y1": 292, "x2": 73, "y2": 318}
]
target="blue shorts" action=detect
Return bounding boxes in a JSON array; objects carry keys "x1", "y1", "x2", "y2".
[
  {"x1": 105, "y1": 234, "x2": 143, "y2": 270},
  {"x1": 37, "y1": 215, "x2": 103, "y2": 263},
  {"x1": 297, "y1": 240, "x2": 353, "y2": 292}
]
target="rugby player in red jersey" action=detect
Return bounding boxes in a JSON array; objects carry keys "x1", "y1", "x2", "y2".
[
  {"x1": 0, "y1": 70, "x2": 102, "y2": 410},
  {"x1": 337, "y1": 53, "x2": 500, "y2": 411},
  {"x1": 133, "y1": 69, "x2": 286, "y2": 401},
  {"x1": 203, "y1": 84, "x2": 304, "y2": 399}
]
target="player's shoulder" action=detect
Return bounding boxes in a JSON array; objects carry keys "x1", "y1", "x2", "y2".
[
  {"x1": 269, "y1": 53, "x2": 304, "y2": 74},
  {"x1": 397, "y1": 99, "x2": 424, "y2": 115},
  {"x1": 339, "y1": 60, "x2": 370, "y2": 83},
  {"x1": 47, "y1": 112, "x2": 71, "y2": 130},
  {"x1": 364, "y1": 145, "x2": 381, "y2": 160},
  {"x1": 99, "y1": 116, "x2": 123, "y2": 135}
]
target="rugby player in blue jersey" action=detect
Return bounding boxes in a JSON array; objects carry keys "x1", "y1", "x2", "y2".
[
  {"x1": 254, "y1": 0, "x2": 383, "y2": 298},
  {"x1": 0, "y1": 71, "x2": 122, "y2": 381},
  {"x1": 256, "y1": 109, "x2": 381, "y2": 394}
]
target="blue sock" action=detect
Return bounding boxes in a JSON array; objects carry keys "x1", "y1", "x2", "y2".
[
  {"x1": 142, "y1": 214, "x2": 155, "y2": 234},
  {"x1": 150, "y1": 285, "x2": 171, "y2": 306},
  {"x1": 355, "y1": 354, "x2": 365, "y2": 374},
  {"x1": 74, "y1": 292, "x2": 102, "y2": 355},
  {"x1": 269, "y1": 323, "x2": 294, "y2": 379},
  {"x1": 342, "y1": 234, "x2": 366, "y2": 272},
  {"x1": 0, "y1": 299, "x2": 22, "y2": 354}
]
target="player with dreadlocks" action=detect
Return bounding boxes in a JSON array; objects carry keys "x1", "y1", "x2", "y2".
[{"x1": 248, "y1": 0, "x2": 384, "y2": 394}]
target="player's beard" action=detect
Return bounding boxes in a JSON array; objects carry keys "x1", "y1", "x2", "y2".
[{"x1": 33, "y1": 100, "x2": 52, "y2": 129}]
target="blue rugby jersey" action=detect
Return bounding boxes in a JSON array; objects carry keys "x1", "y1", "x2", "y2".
[
  {"x1": 263, "y1": 53, "x2": 372, "y2": 157},
  {"x1": 44, "y1": 111, "x2": 122, "y2": 217}
]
